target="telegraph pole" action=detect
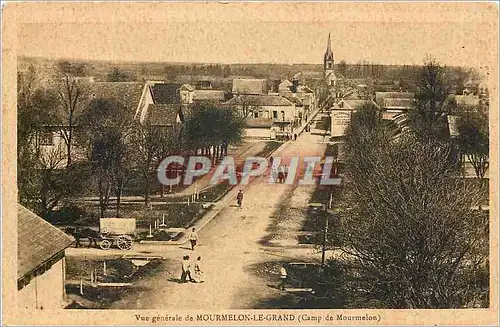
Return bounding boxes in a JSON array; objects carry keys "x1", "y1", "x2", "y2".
[{"x1": 322, "y1": 193, "x2": 333, "y2": 267}]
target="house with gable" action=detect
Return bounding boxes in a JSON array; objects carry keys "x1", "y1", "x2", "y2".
[
  {"x1": 134, "y1": 82, "x2": 193, "y2": 127},
  {"x1": 17, "y1": 204, "x2": 74, "y2": 309},
  {"x1": 37, "y1": 81, "x2": 145, "y2": 168}
]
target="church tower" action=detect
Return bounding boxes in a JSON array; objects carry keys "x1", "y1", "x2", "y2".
[
  {"x1": 324, "y1": 32, "x2": 336, "y2": 86},
  {"x1": 324, "y1": 32, "x2": 334, "y2": 76}
]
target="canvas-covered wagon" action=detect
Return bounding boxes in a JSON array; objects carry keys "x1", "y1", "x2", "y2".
[{"x1": 98, "y1": 218, "x2": 136, "y2": 250}]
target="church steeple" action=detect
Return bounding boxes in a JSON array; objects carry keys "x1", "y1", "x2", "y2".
[
  {"x1": 324, "y1": 32, "x2": 334, "y2": 73},
  {"x1": 325, "y1": 32, "x2": 333, "y2": 59}
]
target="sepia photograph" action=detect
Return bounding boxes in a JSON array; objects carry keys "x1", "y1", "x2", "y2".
[{"x1": 2, "y1": 2, "x2": 498, "y2": 326}]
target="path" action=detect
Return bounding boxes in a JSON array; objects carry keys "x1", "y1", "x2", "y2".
[{"x1": 108, "y1": 132, "x2": 327, "y2": 309}]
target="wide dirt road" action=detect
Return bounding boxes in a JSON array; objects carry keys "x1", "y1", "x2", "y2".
[{"x1": 111, "y1": 133, "x2": 326, "y2": 309}]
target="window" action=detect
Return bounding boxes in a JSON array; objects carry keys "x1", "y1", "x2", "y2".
[
  {"x1": 273, "y1": 111, "x2": 278, "y2": 119},
  {"x1": 253, "y1": 111, "x2": 259, "y2": 118},
  {"x1": 39, "y1": 130, "x2": 54, "y2": 146},
  {"x1": 281, "y1": 111, "x2": 285, "y2": 121}
]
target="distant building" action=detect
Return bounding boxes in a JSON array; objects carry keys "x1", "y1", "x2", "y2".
[
  {"x1": 375, "y1": 92, "x2": 415, "y2": 120},
  {"x1": 38, "y1": 81, "x2": 145, "y2": 168},
  {"x1": 329, "y1": 99, "x2": 379, "y2": 137},
  {"x1": 224, "y1": 94, "x2": 301, "y2": 138},
  {"x1": 232, "y1": 78, "x2": 267, "y2": 95},
  {"x1": 17, "y1": 204, "x2": 74, "y2": 309},
  {"x1": 135, "y1": 82, "x2": 189, "y2": 126},
  {"x1": 193, "y1": 89, "x2": 230, "y2": 103}
]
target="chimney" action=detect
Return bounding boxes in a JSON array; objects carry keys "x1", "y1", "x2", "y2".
[{"x1": 291, "y1": 78, "x2": 299, "y2": 93}]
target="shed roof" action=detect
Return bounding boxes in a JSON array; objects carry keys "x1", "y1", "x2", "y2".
[
  {"x1": 383, "y1": 98, "x2": 415, "y2": 109},
  {"x1": 375, "y1": 92, "x2": 415, "y2": 105},
  {"x1": 193, "y1": 90, "x2": 228, "y2": 101},
  {"x1": 17, "y1": 205, "x2": 74, "y2": 279}
]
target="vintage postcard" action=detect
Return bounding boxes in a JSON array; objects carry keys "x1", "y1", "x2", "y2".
[{"x1": 2, "y1": 2, "x2": 499, "y2": 326}]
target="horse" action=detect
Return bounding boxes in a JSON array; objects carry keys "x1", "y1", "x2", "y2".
[{"x1": 65, "y1": 226, "x2": 101, "y2": 248}]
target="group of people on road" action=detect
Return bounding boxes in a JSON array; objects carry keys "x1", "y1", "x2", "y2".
[
  {"x1": 180, "y1": 255, "x2": 204, "y2": 283},
  {"x1": 269, "y1": 157, "x2": 289, "y2": 184},
  {"x1": 180, "y1": 227, "x2": 204, "y2": 283}
]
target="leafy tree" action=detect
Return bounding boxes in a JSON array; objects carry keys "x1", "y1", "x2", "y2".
[
  {"x1": 183, "y1": 102, "x2": 244, "y2": 159},
  {"x1": 456, "y1": 106, "x2": 489, "y2": 179}
]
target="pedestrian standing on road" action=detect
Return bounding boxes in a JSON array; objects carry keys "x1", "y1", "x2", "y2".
[
  {"x1": 283, "y1": 165, "x2": 289, "y2": 181},
  {"x1": 294, "y1": 133, "x2": 297, "y2": 141},
  {"x1": 180, "y1": 255, "x2": 195, "y2": 283},
  {"x1": 188, "y1": 227, "x2": 198, "y2": 251},
  {"x1": 278, "y1": 166, "x2": 285, "y2": 183},
  {"x1": 193, "y1": 256, "x2": 204, "y2": 283},
  {"x1": 279, "y1": 264, "x2": 288, "y2": 290},
  {"x1": 236, "y1": 190, "x2": 244, "y2": 207}
]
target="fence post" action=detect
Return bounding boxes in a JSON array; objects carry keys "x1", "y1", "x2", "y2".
[
  {"x1": 80, "y1": 279, "x2": 84, "y2": 295},
  {"x1": 103, "y1": 261, "x2": 107, "y2": 276}
]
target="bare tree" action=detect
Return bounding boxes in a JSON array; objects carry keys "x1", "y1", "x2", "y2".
[
  {"x1": 456, "y1": 105, "x2": 489, "y2": 180},
  {"x1": 54, "y1": 68, "x2": 88, "y2": 167},
  {"x1": 409, "y1": 57, "x2": 450, "y2": 140},
  {"x1": 337, "y1": 108, "x2": 489, "y2": 308}
]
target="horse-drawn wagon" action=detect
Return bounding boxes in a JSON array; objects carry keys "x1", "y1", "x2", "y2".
[
  {"x1": 66, "y1": 218, "x2": 136, "y2": 250},
  {"x1": 98, "y1": 218, "x2": 136, "y2": 250}
]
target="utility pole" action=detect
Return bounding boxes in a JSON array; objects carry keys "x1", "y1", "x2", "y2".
[
  {"x1": 321, "y1": 203, "x2": 329, "y2": 267},
  {"x1": 322, "y1": 192, "x2": 333, "y2": 267}
]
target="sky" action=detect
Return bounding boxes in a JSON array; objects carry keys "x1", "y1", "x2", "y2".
[{"x1": 16, "y1": 3, "x2": 497, "y2": 68}]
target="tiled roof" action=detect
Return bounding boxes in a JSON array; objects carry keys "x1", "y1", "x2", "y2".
[
  {"x1": 150, "y1": 83, "x2": 182, "y2": 104},
  {"x1": 88, "y1": 82, "x2": 144, "y2": 112},
  {"x1": 17, "y1": 205, "x2": 74, "y2": 279},
  {"x1": 144, "y1": 104, "x2": 180, "y2": 126},
  {"x1": 246, "y1": 118, "x2": 273, "y2": 128},
  {"x1": 224, "y1": 95, "x2": 294, "y2": 107},
  {"x1": 232, "y1": 79, "x2": 267, "y2": 95},
  {"x1": 375, "y1": 92, "x2": 414, "y2": 105},
  {"x1": 193, "y1": 90, "x2": 228, "y2": 101}
]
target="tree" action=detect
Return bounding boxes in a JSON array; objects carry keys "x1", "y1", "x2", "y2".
[
  {"x1": 107, "y1": 67, "x2": 136, "y2": 82},
  {"x1": 337, "y1": 60, "x2": 348, "y2": 78},
  {"x1": 53, "y1": 67, "x2": 88, "y2": 167},
  {"x1": 409, "y1": 57, "x2": 450, "y2": 140},
  {"x1": 456, "y1": 106, "x2": 489, "y2": 179},
  {"x1": 183, "y1": 102, "x2": 244, "y2": 159},
  {"x1": 337, "y1": 109, "x2": 489, "y2": 308},
  {"x1": 81, "y1": 98, "x2": 134, "y2": 217},
  {"x1": 132, "y1": 121, "x2": 181, "y2": 205}
]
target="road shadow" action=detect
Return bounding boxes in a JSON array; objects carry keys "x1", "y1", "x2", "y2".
[
  {"x1": 167, "y1": 277, "x2": 185, "y2": 284},
  {"x1": 178, "y1": 246, "x2": 194, "y2": 251}
]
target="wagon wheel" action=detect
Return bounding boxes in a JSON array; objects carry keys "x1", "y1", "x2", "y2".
[
  {"x1": 100, "y1": 239, "x2": 112, "y2": 250},
  {"x1": 117, "y1": 235, "x2": 133, "y2": 250}
]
